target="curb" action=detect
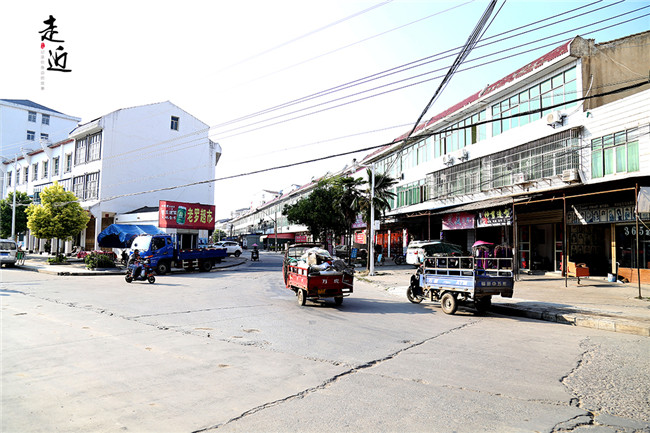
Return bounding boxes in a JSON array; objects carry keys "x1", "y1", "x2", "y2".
[
  {"x1": 17, "y1": 258, "x2": 247, "y2": 276},
  {"x1": 367, "y1": 281, "x2": 650, "y2": 337},
  {"x1": 490, "y1": 304, "x2": 650, "y2": 337}
]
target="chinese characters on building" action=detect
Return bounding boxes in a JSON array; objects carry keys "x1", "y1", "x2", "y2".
[
  {"x1": 39, "y1": 15, "x2": 71, "y2": 90},
  {"x1": 158, "y1": 200, "x2": 215, "y2": 230}
]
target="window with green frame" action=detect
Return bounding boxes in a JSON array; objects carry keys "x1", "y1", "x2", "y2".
[
  {"x1": 492, "y1": 67, "x2": 577, "y2": 137},
  {"x1": 591, "y1": 127, "x2": 640, "y2": 178}
]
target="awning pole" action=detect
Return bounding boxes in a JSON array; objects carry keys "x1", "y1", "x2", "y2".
[
  {"x1": 562, "y1": 194, "x2": 569, "y2": 288},
  {"x1": 636, "y1": 184, "x2": 642, "y2": 299}
]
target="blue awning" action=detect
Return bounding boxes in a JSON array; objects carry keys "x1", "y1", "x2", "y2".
[{"x1": 97, "y1": 224, "x2": 164, "y2": 248}]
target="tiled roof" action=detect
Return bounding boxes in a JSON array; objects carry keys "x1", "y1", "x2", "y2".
[
  {"x1": 0, "y1": 99, "x2": 64, "y2": 115},
  {"x1": 364, "y1": 39, "x2": 574, "y2": 163}
]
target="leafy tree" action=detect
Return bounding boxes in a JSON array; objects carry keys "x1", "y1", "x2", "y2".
[
  {"x1": 282, "y1": 178, "x2": 347, "y2": 242},
  {"x1": 211, "y1": 229, "x2": 227, "y2": 243},
  {"x1": 0, "y1": 191, "x2": 31, "y2": 239},
  {"x1": 25, "y1": 182, "x2": 90, "y2": 256}
]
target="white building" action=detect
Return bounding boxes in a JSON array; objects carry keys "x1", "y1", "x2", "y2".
[
  {"x1": 2, "y1": 101, "x2": 222, "y2": 252},
  {"x1": 1, "y1": 99, "x2": 80, "y2": 198}
]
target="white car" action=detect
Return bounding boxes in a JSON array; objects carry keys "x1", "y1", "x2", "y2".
[
  {"x1": 0, "y1": 239, "x2": 18, "y2": 267},
  {"x1": 405, "y1": 240, "x2": 463, "y2": 266},
  {"x1": 214, "y1": 241, "x2": 243, "y2": 257}
]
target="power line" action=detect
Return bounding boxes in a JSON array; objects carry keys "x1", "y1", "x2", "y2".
[
  {"x1": 208, "y1": 7, "x2": 650, "y2": 142},
  {"x1": 207, "y1": 0, "x2": 617, "y2": 131},
  {"x1": 98, "y1": 80, "x2": 649, "y2": 203}
]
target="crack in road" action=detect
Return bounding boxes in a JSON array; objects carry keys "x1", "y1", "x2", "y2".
[
  {"x1": 192, "y1": 321, "x2": 479, "y2": 432},
  {"x1": 128, "y1": 304, "x2": 267, "y2": 319},
  {"x1": 554, "y1": 338, "x2": 596, "y2": 432}
]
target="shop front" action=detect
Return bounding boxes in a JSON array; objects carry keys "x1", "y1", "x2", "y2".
[
  {"x1": 441, "y1": 206, "x2": 513, "y2": 254},
  {"x1": 568, "y1": 201, "x2": 650, "y2": 282},
  {"x1": 515, "y1": 209, "x2": 564, "y2": 273}
]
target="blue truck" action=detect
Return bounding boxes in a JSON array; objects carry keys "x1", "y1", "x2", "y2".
[
  {"x1": 406, "y1": 255, "x2": 514, "y2": 315},
  {"x1": 130, "y1": 234, "x2": 227, "y2": 274}
]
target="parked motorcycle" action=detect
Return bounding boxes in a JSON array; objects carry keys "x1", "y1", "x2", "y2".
[
  {"x1": 125, "y1": 258, "x2": 156, "y2": 284},
  {"x1": 393, "y1": 253, "x2": 406, "y2": 265}
]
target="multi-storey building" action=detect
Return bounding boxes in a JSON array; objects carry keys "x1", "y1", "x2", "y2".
[
  {"x1": 213, "y1": 31, "x2": 650, "y2": 282},
  {"x1": 0, "y1": 100, "x2": 81, "y2": 161},
  {"x1": 2, "y1": 101, "x2": 222, "y2": 253},
  {"x1": 363, "y1": 31, "x2": 650, "y2": 282}
]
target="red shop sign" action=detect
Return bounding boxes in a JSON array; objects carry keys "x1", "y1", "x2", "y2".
[{"x1": 159, "y1": 200, "x2": 215, "y2": 230}]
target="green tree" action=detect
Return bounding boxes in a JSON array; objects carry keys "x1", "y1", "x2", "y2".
[
  {"x1": 0, "y1": 191, "x2": 32, "y2": 239},
  {"x1": 332, "y1": 175, "x2": 364, "y2": 261},
  {"x1": 25, "y1": 182, "x2": 90, "y2": 256},
  {"x1": 282, "y1": 178, "x2": 347, "y2": 242},
  {"x1": 359, "y1": 168, "x2": 398, "y2": 225},
  {"x1": 211, "y1": 229, "x2": 227, "y2": 243}
]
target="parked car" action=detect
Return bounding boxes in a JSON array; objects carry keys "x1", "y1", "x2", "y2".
[
  {"x1": 334, "y1": 245, "x2": 351, "y2": 259},
  {"x1": 0, "y1": 239, "x2": 18, "y2": 267},
  {"x1": 405, "y1": 240, "x2": 463, "y2": 266},
  {"x1": 213, "y1": 241, "x2": 243, "y2": 257}
]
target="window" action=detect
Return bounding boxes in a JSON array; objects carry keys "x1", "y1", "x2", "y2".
[
  {"x1": 591, "y1": 127, "x2": 640, "y2": 178},
  {"x1": 73, "y1": 176, "x2": 84, "y2": 199},
  {"x1": 27, "y1": 130, "x2": 35, "y2": 141},
  {"x1": 492, "y1": 66, "x2": 577, "y2": 137},
  {"x1": 42, "y1": 114, "x2": 50, "y2": 125},
  {"x1": 75, "y1": 137, "x2": 87, "y2": 165},
  {"x1": 42, "y1": 160, "x2": 48, "y2": 178},
  {"x1": 23, "y1": 167, "x2": 29, "y2": 183},
  {"x1": 32, "y1": 163, "x2": 38, "y2": 181},
  {"x1": 16, "y1": 168, "x2": 21, "y2": 184},
  {"x1": 28, "y1": 111, "x2": 36, "y2": 122},
  {"x1": 171, "y1": 116, "x2": 180, "y2": 131},
  {"x1": 7, "y1": 172, "x2": 11, "y2": 187},
  {"x1": 40, "y1": 133, "x2": 49, "y2": 141},
  {"x1": 87, "y1": 133, "x2": 101, "y2": 161},
  {"x1": 53, "y1": 157, "x2": 60, "y2": 175},
  {"x1": 73, "y1": 172, "x2": 100, "y2": 200},
  {"x1": 65, "y1": 153, "x2": 72, "y2": 172}
]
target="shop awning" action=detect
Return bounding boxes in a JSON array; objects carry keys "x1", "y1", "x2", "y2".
[{"x1": 97, "y1": 224, "x2": 164, "y2": 248}]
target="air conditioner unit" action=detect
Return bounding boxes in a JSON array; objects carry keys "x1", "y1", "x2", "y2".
[
  {"x1": 442, "y1": 154, "x2": 454, "y2": 165},
  {"x1": 512, "y1": 172, "x2": 527, "y2": 184},
  {"x1": 546, "y1": 111, "x2": 565, "y2": 127},
  {"x1": 457, "y1": 149, "x2": 469, "y2": 161},
  {"x1": 561, "y1": 168, "x2": 580, "y2": 183}
]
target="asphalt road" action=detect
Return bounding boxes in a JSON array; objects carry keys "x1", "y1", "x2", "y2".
[{"x1": 2, "y1": 253, "x2": 649, "y2": 433}]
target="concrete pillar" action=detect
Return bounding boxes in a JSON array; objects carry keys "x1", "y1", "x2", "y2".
[{"x1": 94, "y1": 216, "x2": 102, "y2": 250}]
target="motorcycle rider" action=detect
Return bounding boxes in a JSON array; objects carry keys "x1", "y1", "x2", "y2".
[{"x1": 128, "y1": 249, "x2": 143, "y2": 279}]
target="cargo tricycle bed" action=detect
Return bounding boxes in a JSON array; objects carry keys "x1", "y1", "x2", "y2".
[{"x1": 283, "y1": 244, "x2": 354, "y2": 306}]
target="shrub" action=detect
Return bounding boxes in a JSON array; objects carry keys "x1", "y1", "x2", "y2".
[
  {"x1": 85, "y1": 252, "x2": 116, "y2": 269},
  {"x1": 47, "y1": 254, "x2": 67, "y2": 264}
]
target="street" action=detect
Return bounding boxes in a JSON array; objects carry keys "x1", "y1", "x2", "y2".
[{"x1": 2, "y1": 253, "x2": 649, "y2": 433}]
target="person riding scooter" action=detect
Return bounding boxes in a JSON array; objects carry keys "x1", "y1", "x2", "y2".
[
  {"x1": 128, "y1": 249, "x2": 143, "y2": 279},
  {"x1": 251, "y1": 244, "x2": 259, "y2": 261}
]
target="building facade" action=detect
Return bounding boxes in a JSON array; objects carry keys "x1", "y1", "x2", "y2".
[
  {"x1": 2, "y1": 101, "x2": 222, "y2": 253},
  {"x1": 363, "y1": 31, "x2": 650, "y2": 281}
]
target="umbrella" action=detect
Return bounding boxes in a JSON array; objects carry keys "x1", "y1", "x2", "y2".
[
  {"x1": 472, "y1": 240, "x2": 494, "y2": 247},
  {"x1": 252, "y1": 243, "x2": 258, "y2": 246}
]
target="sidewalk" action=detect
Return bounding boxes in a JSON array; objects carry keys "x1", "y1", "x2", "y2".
[
  {"x1": 15, "y1": 253, "x2": 247, "y2": 276},
  {"x1": 359, "y1": 262, "x2": 650, "y2": 337}
]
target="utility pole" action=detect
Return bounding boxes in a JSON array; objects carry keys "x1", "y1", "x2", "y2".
[
  {"x1": 369, "y1": 164, "x2": 376, "y2": 276},
  {"x1": 11, "y1": 154, "x2": 17, "y2": 241}
]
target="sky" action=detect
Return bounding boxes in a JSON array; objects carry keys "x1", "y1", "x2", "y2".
[{"x1": 1, "y1": 0, "x2": 648, "y2": 219}]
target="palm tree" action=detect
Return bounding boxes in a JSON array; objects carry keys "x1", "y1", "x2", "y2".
[
  {"x1": 360, "y1": 168, "x2": 397, "y2": 225},
  {"x1": 333, "y1": 175, "x2": 365, "y2": 263},
  {"x1": 358, "y1": 168, "x2": 397, "y2": 269}
]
